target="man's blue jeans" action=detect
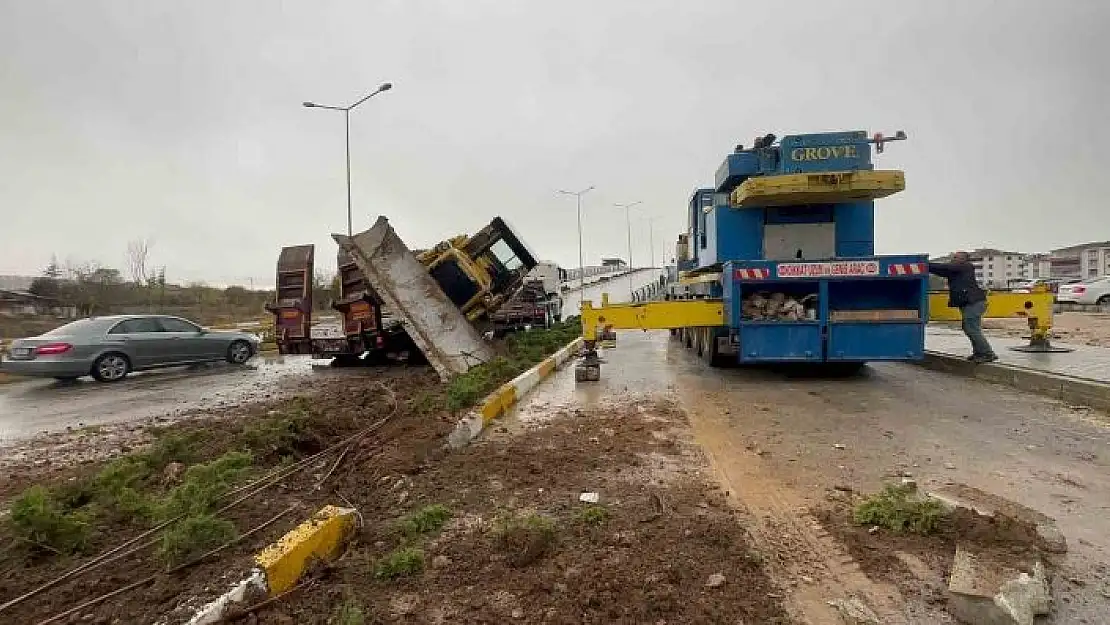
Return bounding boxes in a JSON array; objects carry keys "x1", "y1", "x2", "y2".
[{"x1": 960, "y1": 300, "x2": 996, "y2": 358}]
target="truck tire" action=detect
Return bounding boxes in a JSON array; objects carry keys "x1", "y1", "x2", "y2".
[{"x1": 702, "y1": 329, "x2": 728, "y2": 368}]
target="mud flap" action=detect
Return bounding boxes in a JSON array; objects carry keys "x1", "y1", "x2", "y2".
[{"x1": 334, "y1": 217, "x2": 495, "y2": 381}]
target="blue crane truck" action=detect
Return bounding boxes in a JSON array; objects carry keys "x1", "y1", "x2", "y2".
[{"x1": 576, "y1": 129, "x2": 934, "y2": 379}]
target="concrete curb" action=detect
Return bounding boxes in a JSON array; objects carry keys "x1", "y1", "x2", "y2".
[
  {"x1": 182, "y1": 505, "x2": 356, "y2": 624},
  {"x1": 448, "y1": 337, "x2": 583, "y2": 448},
  {"x1": 919, "y1": 351, "x2": 1110, "y2": 413}
]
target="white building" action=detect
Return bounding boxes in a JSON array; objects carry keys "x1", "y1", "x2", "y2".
[
  {"x1": 967, "y1": 249, "x2": 1026, "y2": 289},
  {"x1": 1022, "y1": 254, "x2": 1052, "y2": 280},
  {"x1": 1049, "y1": 241, "x2": 1110, "y2": 281}
]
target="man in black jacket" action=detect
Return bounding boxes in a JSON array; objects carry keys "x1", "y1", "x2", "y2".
[{"x1": 929, "y1": 252, "x2": 998, "y2": 363}]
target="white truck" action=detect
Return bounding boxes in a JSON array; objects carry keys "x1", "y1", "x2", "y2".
[{"x1": 529, "y1": 261, "x2": 562, "y2": 298}]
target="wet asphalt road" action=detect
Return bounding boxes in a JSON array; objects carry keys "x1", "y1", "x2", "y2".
[
  {"x1": 508, "y1": 331, "x2": 1110, "y2": 623},
  {"x1": 0, "y1": 354, "x2": 321, "y2": 442},
  {"x1": 0, "y1": 269, "x2": 662, "y2": 442}
]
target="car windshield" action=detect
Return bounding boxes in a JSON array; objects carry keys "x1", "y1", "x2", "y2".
[{"x1": 41, "y1": 318, "x2": 102, "y2": 337}]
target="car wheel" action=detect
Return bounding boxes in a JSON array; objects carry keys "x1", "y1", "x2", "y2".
[
  {"x1": 1098, "y1": 295, "x2": 1110, "y2": 305},
  {"x1": 227, "y1": 340, "x2": 253, "y2": 365},
  {"x1": 92, "y1": 353, "x2": 130, "y2": 382}
]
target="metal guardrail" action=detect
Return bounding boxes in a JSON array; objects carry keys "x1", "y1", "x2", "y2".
[{"x1": 630, "y1": 277, "x2": 670, "y2": 303}]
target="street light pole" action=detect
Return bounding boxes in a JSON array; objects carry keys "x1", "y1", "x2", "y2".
[
  {"x1": 344, "y1": 109, "x2": 352, "y2": 236},
  {"x1": 558, "y1": 186, "x2": 595, "y2": 292},
  {"x1": 303, "y1": 81, "x2": 393, "y2": 236},
  {"x1": 614, "y1": 201, "x2": 642, "y2": 297}
]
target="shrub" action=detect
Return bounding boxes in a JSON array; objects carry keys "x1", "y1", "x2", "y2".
[
  {"x1": 159, "y1": 451, "x2": 252, "y2": 518},
  {"x1": 157, "y1": 514, "x2": 237, "y2": 567},
  {"x1": 853, "y1": 484, "x2": 947, "y2": 534},
  {"x1": 375, "y1": 546, "x2": 424, "y2": 580},
  {"x1": 332, "y1": 600, "x2": 366, "y2": 625},
  {"x1": 8, "y1": 486, "x2": 91, "y2": 554},
  {"x1": 493, "y1": 513, "x2": 557, "y2": 567},
  {"x1": 397, "y1": 504, "x2": 452, "y2": 538},
  {"x1": 577, "y1": 504, "x2": 609, "y2": 526}
]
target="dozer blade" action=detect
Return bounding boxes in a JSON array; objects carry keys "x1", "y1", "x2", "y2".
[{"x1": 333, "y1": 217, "x2": 495, "y2": 381}]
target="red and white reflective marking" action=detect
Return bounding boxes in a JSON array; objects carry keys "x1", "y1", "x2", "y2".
[
  {"x1": 886, "y1": 262, "x2": 927, "y2": 276},
  {"x1": 733, "y1": 267, "x2": 772, "y2": 280}
]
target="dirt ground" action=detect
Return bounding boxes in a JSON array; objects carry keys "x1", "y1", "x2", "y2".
[
  {"x1": 982, "y1": 310, "x2": 1110, "y2": 347},
  {"x1": 255, "y1": 399, "x2": 790, "y2": 625},
  {"x1": 0, "y1": 369, "x2": 790, "y2": 624},
  {"x1": 816, "y1": 489, "x2": 1057, "y2": 620}
]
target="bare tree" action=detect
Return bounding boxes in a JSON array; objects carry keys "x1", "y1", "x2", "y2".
[{"x1": 126, "y1": 239, "x2": 152, "y2": 285}]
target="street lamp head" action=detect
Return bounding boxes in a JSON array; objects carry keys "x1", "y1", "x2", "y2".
[
  {"x1": 379, "y1": 82, "x2": 393, "y2": 92},
  {"x1": 302, "y1": 101, "x2": 317, "y2": 108}
]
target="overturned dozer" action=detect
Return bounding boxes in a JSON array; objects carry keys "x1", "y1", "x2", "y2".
[
  {"x1": 265, "y1": 244, "x2": 314, "y2": 355},
  {"x1": 334, "y1": 215, "x2": 538, "y2": 380}
]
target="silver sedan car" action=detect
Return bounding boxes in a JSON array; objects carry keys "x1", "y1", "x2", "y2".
[{"x1": 1, "y1": 315, "x2": 261, "y2": 382}]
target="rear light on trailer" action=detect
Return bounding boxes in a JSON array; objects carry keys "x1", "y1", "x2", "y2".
[{"x1": 35, "y1": 342, "x2": 73, "y2": 355}]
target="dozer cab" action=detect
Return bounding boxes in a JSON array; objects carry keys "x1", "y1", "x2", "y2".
[{"x1": 415, "y1": 216, "x2": 539, "y2": 328}]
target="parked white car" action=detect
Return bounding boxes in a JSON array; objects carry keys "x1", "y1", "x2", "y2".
[{"x1": 1056, "y1": 277, "x2": 1110, "y2": 305}]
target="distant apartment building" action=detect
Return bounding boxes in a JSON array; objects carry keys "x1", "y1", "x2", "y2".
[
  {"x1": 1022, "y1": 254, "x2": 1053, "y2": 280},
  {"x1": 966, "y1": 249, "x2": 1027, "y2": 289},
  {"x1": 1048, "y1": 241, "x2": 1110, "y2": 280}
]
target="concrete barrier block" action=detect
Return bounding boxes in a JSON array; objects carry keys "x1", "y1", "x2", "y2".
[
  {"x1": 920, "y1": 352, "x2": 1110, "y2": 412},
  {"x1": 947, "y1": 545, "x2": 1050, "y2": 625},
  {"x1": 448, "y1": 337, "x2": 582, "y2": 447},
  {"x1": 255, "y1": 505, "x2": 356, "y2": 595}
]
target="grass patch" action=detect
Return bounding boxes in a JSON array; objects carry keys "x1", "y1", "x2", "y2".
[
  {"x1": 156, "y1": 514, "x2": 237, "y2": 567},
  {"x1": 374, "y1": 546, "x2": 424, "y2": 580},
  {"x1": 445, "y1": 357, "x2": 520, "y2": 411},
  {"x1": 332, "y1": 599, "x2": 366, "y2": 625},
  {"x1": 7, "y1": 486, "x2": 91, "y2": 555},
  {"x1": 853, "y1": 484, "x2": 947, "y2": 535},
  {"x1": 396, "y1": 504, "x2": 452, "y2": 538},
  {"x1": 240, "y1": 410, "x2": 312, "y2": 458},
  {"x1": 444, "y1": 321, "x2": 580, "y2": 411},
  {"x1": 144, "y1": 431, "x2": 206, "y2": 469},
  {"x1": 493, "y1": 512, "x2": 557, "y2": 567},
  {"x1": 159, "y1": 451, "x2": 252, "y2": 518},
  {"x1": 576, "y1": 504, "x2": 609, "y2": 526}
]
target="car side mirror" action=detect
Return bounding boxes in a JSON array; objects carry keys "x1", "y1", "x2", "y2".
[{"x1": 197, "y1": 328, "x2": 208, "y2": 335}]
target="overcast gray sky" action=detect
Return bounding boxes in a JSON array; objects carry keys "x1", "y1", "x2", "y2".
[{"x1": 2, "y1": 0, "x2": 1107, "y2": 287}]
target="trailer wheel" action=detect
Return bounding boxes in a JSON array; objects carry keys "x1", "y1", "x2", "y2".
[{"x1": 702, "y1": 329, "x2": 729, "y2": 368}]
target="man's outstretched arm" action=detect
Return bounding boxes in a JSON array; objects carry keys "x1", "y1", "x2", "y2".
[{"x1": 928, "y1": 262, "x2": 961, "y2": 278}]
